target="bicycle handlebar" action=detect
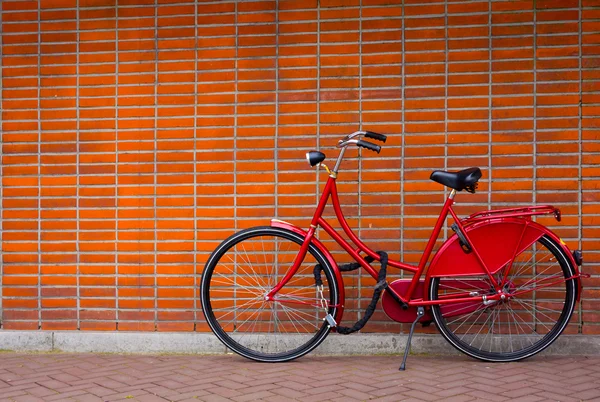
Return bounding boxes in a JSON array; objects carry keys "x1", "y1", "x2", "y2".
[
  {"x1": 357, "y1": 140, "x2": 381, "y2": 153},
  {"x1": 364, "y1": 131, "x2": 387, "y2": 143},
  {"x1": 337, "y1": 130, "x2": 387, "y2": 148},
  {"x1": 333, "y1": 130, "x2": 387, "y2": 172}
]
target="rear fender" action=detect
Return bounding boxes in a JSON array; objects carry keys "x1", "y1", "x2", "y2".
[
  {"x1": 425, "y1": 218, "x2": 583, "y2": 301},
  {"x1": 535, "y1": 224, "x2": 583, "y2": 301},
  {"x1": 270, "y1": 219, "x2": 346, "y2": 324}
]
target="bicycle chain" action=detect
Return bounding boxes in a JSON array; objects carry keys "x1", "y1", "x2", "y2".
[{"x1": 313, "y1": 251, "x2": 388, "y2": 334}]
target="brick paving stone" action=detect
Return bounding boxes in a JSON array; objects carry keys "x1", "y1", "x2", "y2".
[
  {"x1": 533, "y1": 392, "x2": 581, "y2": 402},
  {"x1": 12, "y1": 397, "x2": 46, "y2": 402},
  {"x1": 84, "y1": 385, "x2": 118, "y2": 397},
  {"x1": 338, "y1": 387, "x2": 374, "y2": 400},
  {"x1": 509, "y1": 396, "x2": 547, "y2": 402},
  {"x1": 404, "y1": 380, "x2": 439, "y2": 393},
  {"x1": 170, "y1": 390, "x2": 213, "y2": 401},
  {"x1": 73, "y1": 395, "x2": 105, "y2": 402},
  {"x1": 273, "y1": 380, "x2": 311, "y2": 392},
  {"x1": 571, "y1": 379, "x2": 600, "y2": 391},
  {"x1": 575, "y1": 388, "x2": 600, "y2": 400},
  {"x1": 235, "y1": 383, "x2": 280, "y2": 394},
  {"x1": 26, "y1": 386, "x2": 59, "y2": 398},
  {"x1": 174, "y1": 383, "x2": 216, "y2": 394},
  {"x1": 135, "y1": 395, "x2": 170, "y2": 402},
  {"x1": 92, "y1": 377, "x2": 129, "y2": 390},
  {"x1": 441, "y1": 396, "x2": 476, "y2": 402},
  {"x1": 0, "y1": 390, "x2": 29, "y2": 399},
  {"x1": 404, "y1": 389, "x2": 443, "y2": 401},
  {"x1": 501, "y1": 385, "x2": 542, "y2": 399},
  {"x1": 212, "y1": 379, "x2": 250, "y2": 391},
  {"x1": 331, "y1": 395, "x2": 361, "y2": 401},
  {"x1": 35, "y1": 379, "x2": 71, "y2": 390},
  {"x1": 370, "y1": 385, "x2": 411, "y2": 397},
  {"x1": 44, "y1": 390, "x2": 90, "y2": 401},
  {"x1": 466, "y1": 390, "x2": 509, "y2": 401},
  {"x1": 433, "y1": 386, "x2": 476, "y2": 398},
  {"x1": 231, "y1": 390, "x2": 277, "y2": 401},
  {"x1": 205, "y1": 385, "x2": 244, "y2": 399},
  {"x1": 345, "y1": 381, "x2": 377, "y2": 393},
  {"x1": 199, "y1": 395, "x2": 234, "y2": 402},
  {"x1": 142, "y1": 385, "x2": 182, "y2": 398},
  {"x1": 49, "y1": 373, "x2": 81, "y2": 383},
  {"x1": 371, "y1": 396, "x2": 405, "y2": 402},
  {"x1": 268, "y1": 386, "x2": 309, "y2": 399},
  {"x1": 293, "y1": 394, "x2": 342, "y2": 402}
]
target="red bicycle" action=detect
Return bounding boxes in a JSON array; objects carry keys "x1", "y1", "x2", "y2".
[{"x1": 201, "y1": 131, "x2": 587, "y2": 370}]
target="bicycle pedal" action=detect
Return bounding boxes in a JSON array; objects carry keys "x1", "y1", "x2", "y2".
[{"x1": 325, "y1": 314, "x2": 337, "y2": 327}]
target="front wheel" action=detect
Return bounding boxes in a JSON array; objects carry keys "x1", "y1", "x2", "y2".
[
  {"x1": 201, "y1": 226, "x2": 340, "y2": 362},
  {"x1": 430, "y1": 235, "x2": 576, "y2": 362}
]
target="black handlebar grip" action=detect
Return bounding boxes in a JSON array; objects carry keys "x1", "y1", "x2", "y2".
[
  {"x1": 364, "y1": 131, "x2": 387, "y2": 143},
  {"x1": 357, "y1": 140, "x2": 381, "y2": 154}
]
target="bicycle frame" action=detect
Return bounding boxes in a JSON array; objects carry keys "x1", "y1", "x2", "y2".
[
  {"x1": 266, "y1": 175, "x2": 504, "y2": 308},
  {"x1": 266, "y1": 171, "x2": 586, "y2": 323}
]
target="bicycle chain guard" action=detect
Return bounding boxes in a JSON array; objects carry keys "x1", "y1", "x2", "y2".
[{"x1": 382, "y1": 280, "x2": 433, "y2": 324}]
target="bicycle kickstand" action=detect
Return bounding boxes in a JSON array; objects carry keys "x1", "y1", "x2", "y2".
[{"x1": 399, "y1": 306, "x2": 425, "y2": 371}]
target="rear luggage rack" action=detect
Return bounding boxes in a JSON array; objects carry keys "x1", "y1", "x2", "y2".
[{"x1": 464, "y1": 205, "x2": 561, "y2": 224}]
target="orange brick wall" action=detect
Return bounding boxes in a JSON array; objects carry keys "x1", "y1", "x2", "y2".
[{"x1": 1, "y1": 0, "x2": 599, "y2": 334}]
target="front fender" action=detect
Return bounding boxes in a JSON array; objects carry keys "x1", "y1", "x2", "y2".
[
  {"x1": 270, "y1": 219, "x2": 346, "y2": 325},
  {"x1": 425, "y1": 218, "x2": 583, "y2": 301}
]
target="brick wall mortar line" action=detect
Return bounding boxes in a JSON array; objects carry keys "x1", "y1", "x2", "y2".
[
  {"x1": 193, "y1": 0, "x2": 198, "y2": 332},
  {"x1": 275, "y1": 0, "x2": 279, "y2": 221},
  {"x1": 233, "y1": 1, "x2": 238, "y2": 321},
  {"x1": 316, "y1": 0, "x2": 321, "y2": 219},
  {"x1": 400, "y1": 0, "x2": 405, "y2": 279},
  {"x1": 533, "y1": 4, "x2": 537, "y2": 204},
  {"x1": 578, "y1": 0, "x2": 583, "y2": 332},
  {"x1": 532, "y1": 2, "x2": 538, "y2": 326},
  {"x1": 358, "y1": 0, "x2": 363, "y2": 319},
  {"x1": 114, "y1": 0, "x2": 119, "y2": 330},
  {"x1": 154, "y1": 0, "x2": 158, "y2": 331},
  {"x1": 37, "y1": 0, "x2": 41, "y2": 330},
  {"x1": 488, "y1": 0, "x2": 492, "y2": 211},
  {"x1": 76, "y1": 0, "x2": 81, "y2": 330},
  {"x1": 444, "y1": 0, "x2": 448, "y2": 240},
  {"x1": 234, "y1": 1, "x2": 238, "y2": 234}
]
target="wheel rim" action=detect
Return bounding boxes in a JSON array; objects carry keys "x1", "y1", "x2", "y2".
[
  {"x1": 202, "y1": 229, "x2": 337, "y2": 360},
  {"x1": 431, "y1": 235, "x2": 575, "y2": 360}
]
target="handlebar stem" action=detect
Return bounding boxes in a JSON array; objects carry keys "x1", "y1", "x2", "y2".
[{"x1": 333, "y1": 146, "x2": 347, "y2": 174}]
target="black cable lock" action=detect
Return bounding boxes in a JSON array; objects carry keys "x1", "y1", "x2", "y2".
[{"x1": 313, "y1": 251, "x2": 388, "y2": 334}]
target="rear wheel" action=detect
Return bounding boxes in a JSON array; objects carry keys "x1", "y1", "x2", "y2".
[
  {"x1": 201, "y1": 226, "x2": 339, "y2": 362},
  {"x1": 430, "y1": 235, "x2": 576, "y2": 362}
]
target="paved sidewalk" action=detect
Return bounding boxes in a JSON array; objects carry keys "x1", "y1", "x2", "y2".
[{"x1": 0, "y1": 353, "x2": 599, "y2": 402}]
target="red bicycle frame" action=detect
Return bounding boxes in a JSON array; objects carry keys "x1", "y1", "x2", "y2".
[
  {"x1": 267, "y1": 175, "x2": 495, "y2": 308},
  {"x1": 266, "y1": 173, "x2": 586, "y2": 314}
]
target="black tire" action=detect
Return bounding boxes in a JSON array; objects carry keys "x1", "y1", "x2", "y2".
[
  {"x1": 201, "y1": 226, "x2": 339, "y2": 362},
  {"x1": 430, "y1": 235, "x2": 576, "y2": 362}
]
